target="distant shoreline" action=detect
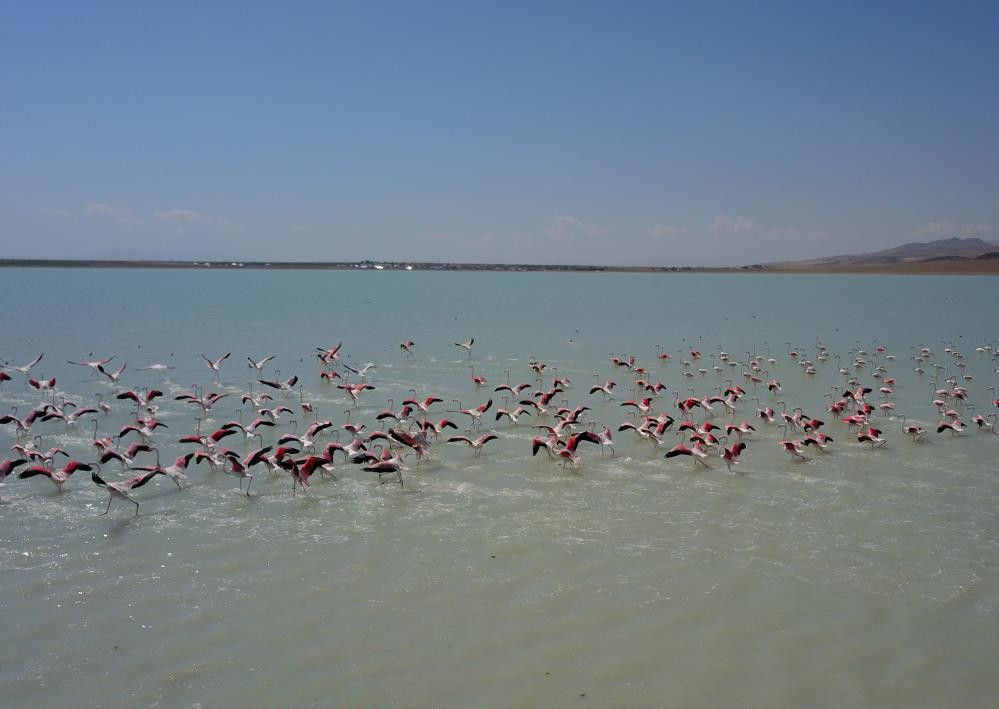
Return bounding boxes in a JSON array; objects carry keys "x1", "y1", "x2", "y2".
[{"x1": 1, "y1": 258, "x2": 997, "y2": 275}]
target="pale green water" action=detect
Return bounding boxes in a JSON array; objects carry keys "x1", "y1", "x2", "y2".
[{"x1": 1, "y1": 269, "x2": 997, "y2": 707}]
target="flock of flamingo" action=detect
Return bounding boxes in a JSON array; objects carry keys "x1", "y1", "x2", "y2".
[{"x1": 1, "y1": 337, "x2": 997, "y2": 516}]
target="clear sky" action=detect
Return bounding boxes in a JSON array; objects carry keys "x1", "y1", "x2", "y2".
[{"x1": 2, "y1": 1, "x2": 998, "y2": 265}]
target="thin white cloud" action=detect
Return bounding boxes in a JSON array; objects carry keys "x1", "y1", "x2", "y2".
[
  {"x1": 152, "y1": 208, "x2": 238, "y2": 230},
  {"x1": 648, "y1": 224, "x2": 686, "y2": 238},
  {"x1": 546, "y1": 214, "x2": 598, "y2": 241},
  {"x1": 84, "y1": 201, "x2": 142, "y2": 224},
  {"x1": 708, "y1": 214, "x2": 754, "y2": 233},
  {"x1": 918, "y1": 222, "x2": 996, "y2": 238}
]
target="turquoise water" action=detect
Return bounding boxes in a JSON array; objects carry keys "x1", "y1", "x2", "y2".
[{"x1": 1, "y1": 268, "x2": 998, "y2": 707}]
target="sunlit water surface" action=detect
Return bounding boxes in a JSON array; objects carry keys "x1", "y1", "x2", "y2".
[{"x1": 1, "y1": 269, "x2": 998, "y2": 707}]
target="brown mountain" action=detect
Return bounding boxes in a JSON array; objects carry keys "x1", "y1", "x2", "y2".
[{"x1": 768, "y1": 237, "x2": 999, "y2": 272}]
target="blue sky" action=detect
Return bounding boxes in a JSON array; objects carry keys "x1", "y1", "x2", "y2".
[{"x1": 2, "y1": 1, "x2": 997, "y2": 265}]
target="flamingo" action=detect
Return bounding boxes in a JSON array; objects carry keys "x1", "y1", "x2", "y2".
[
  {"x1": 139, "y1": 362, "x2": 174, "y2": 373},
  {"x1": 554, "y1": 431, "x2": 602, "y2": 468},
  {"x1": 724, "y1": 421, "x2": 756, "y2": 437},
  {"x1": 665, "y1": 441, "x2": 711, "y2": 468},
  {"x1": 419, "y1": 418, "x2": 459, "y2": 439},
  {"x1": 720, "y1": 441, "x2": 746, "y2": 470},
  {"x1": 201, "y1": 352, "x2": 231, "y2": 378},
  {"x1": 258, "y1": 405, "x2": 294, "y2": 422},
  {"x1": 971, "y1": 412, "x2": 997, "y2": 433},
  {"x1": 447, "y1": 433, "x2": 499, "y2": 456},
  {"x1": 18, "y1": 460, "x2": 93, "y2": 492},
  {"x1": 338, "y1": 382, "x2": 375, "y2": 405},
  {"x1": 589, "y1": 380, "x2": 616, "y2": 399},
  {"x1": 91, "y1": 468, "x2": 160, "y2": 516},
  {"x1": 241, "y1": 390, "x2": 274, "y2": 409},
  {"x1": 403, "y1": 395, "x2": 444, "y2": 416},
  {"x1": 495, "y1": 406, "x2": 532, "y2": 425},
  {"x1": 324, "y1": 438, "x2": 367, "y2": 463},
  {"x1": 0, "y1": 457, "x2": 28, "y2": 483},
  {"x1": 259, "y1": 373, "x2": 299, "y2": 392},
  {"x1": 97, "y1": 362, "x2": 127, "y2": 385},
  {"x1": 457, "y1": 399, "x2": 492, "y2": 428},
  {"x1": 778, "y1": 438, "x2": 807, "y2": 460},
  {"x1": 618, "y1": 420, "x2": 663, "y2": 446},
  {"x1": 28, "y1": 377, "x2": 57, "y2": 391},
  {"x1": 937, "y1": 419, "x2": 967, "y2": 435},
  {"x1": 592, "y1": 424, "x2": 615, "y2": 456},
  {"x1": 899, "y1": 415, "x2": 926, "y2": 441},
  {"x1": 620, "y1": 397, "x2": 653, "y2": 416},
  {"x1": 0, "y1": 413, "x2": 33, "y2": 437},
  {"x1": 132, "y1": 451, "x2": 193, "y2": 489},
  {"x1": 388, "y1": 427, "x2": 432, "y2": 463},
  {"x1": 99, "y1": 442, "x2": 155, "y2": 470},
  {"x1": 400, "y1": 340, "x2": 415, "y2": 358},
  {"x1": 316, "y1": 342, "x2": 343, "y2": 365},
  {"x1": 3, "y1": 353, "x2": 43, "y2": 377},
  {"x1": 222, "y1": 457, "x2": 256, "y2": 494},
  {"x1": 495, "y1": 381, "x2": 532, "y2": 396},
  {"x1": 278, "y1": 457, "x2": 314, "y2": 496},
  {"x1": 363, "y1": 452, "x2": 407, "y2": 487},
  {"x1": 857, "y1": 426, "x2": 887, "y2": 448},
  {"x1": 344, "y1": 362, "x2": 377, "y2": 379},
  {"x1": 454, "y1": 337, "x2": 475, "y2": 358},
  {"x1": 247, "y1": 355, "x2": 276, "y2": 374},
  {"x1": 119, "y1": 419, "x2": 167, "y2": 443},
  {"x1": 116, "y1": 388, "x2": 163, "y2": 413},
  {"x1": 178, "y1": 426, "x2": 237, "y2": 450},
  {"x1": 67, "y1": 355, "x2": 115, "y2": 374}
]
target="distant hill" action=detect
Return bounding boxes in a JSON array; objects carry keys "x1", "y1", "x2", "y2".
[{"x1": 770, "y1": 237, "x2": 999, "y2": 269}]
